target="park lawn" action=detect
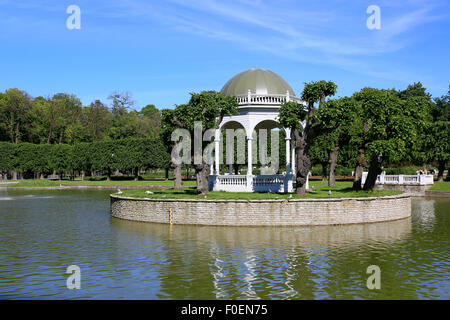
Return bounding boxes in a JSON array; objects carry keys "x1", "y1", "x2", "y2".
[
  {"x1": 429, "y1": 181, "x2": 450, "y2": 191},
  {"x1": 3, "y1": 179, "x2": 196, "y2": 188},
  {"x1": 117, "y1": 180, "x2": 402, "y2": 200}
]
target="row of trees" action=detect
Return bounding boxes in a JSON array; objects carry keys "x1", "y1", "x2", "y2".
[
  {"x1": 279, "y1": 82, "x2": 449, "y2": 194},
  {"x1": 0, "y1": 90, "x2": 161, "y2": 144},
  {"x1": 0, "y1": 138, "x2": 169, "y2": 181}
]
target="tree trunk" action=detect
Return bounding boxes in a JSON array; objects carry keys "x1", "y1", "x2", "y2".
[
  {"x1": 81, "y1": 171, "x2": 85, "y2": 181},
  {"x1": 363, "y1": 156, "x2": 382, "y2": 191},
  {"x1": 15, "y1": 122, "x2": 19, "y2": 144},
  {"x1": 106, "y1": 168, "x2": 111, "y2": 181},
  {"x1": 321, "y1": 163, "x2": 327, "y2": 181},
  {"x1": 293, "y1": 98, "x2": 317, "y2": 196},
  {"x1": 165, "y1": 168, "x2": 169, "y2": 180},
  {"x1": 234, "y1": 163, "x2": 239, "y2": 175},
  {"x1": 353, "y1": 164, "x2": 363, "y2": 190},
  {"x1": 173, "y1": 164, "x2": 182, "y2": 189},
  {"x1": 12, "y1": 170, "x2": 17, "y2": 180},
  {"x1": 59, "y1": 130, "x2": 63, "y2": 144},
  {"x1": 195, "y1": 164, "x2": 210, "y2": 194},
  {"x1": 328, "y1": 144, "x2": 339, "y2": 187},
  {"x1": 353, "y1": 149, "x2": 366, "y2": 190},
  {"x1": 134, "y1": 167, "x2": 139, "y2": 181},
  {"x1": 47, "y1": 127, "x2": 52, "y2": 144},
  {"x1": 446, "y1": 166, "x2": 450, "y2": 182},
  {"x1": 437, "y1": 160, "x2": 445, "y2": 182},
  {"x1": 294, "y1": 130, "x2": 311, "y2": 196}
]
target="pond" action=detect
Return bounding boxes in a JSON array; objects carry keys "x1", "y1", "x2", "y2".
[{"x1": 0, "y1": 189, "x2": 448, "y2": 299}]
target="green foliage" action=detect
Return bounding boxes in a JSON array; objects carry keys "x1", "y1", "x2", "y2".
[
  {"x1": 425, "y1": 90, "x2": 450, "y2": 164},
  {"x1": 48, "y1": 144, "x2": 73, "y2": 175},
  {"x1": 301, "y1": 80, "x2": 337, "y2": 104},
  {"x1": 353, "y1": 88, "x2": 427, "y2": 163},
  {"x1": 278, "y1": 101, "x2": 307, "y2": 130},
  {"x1": 383, "y1": 166, "x2": 422, "y2": 175},
  {"x1": 0, "y1": 142, "x2": 18, "y2": 171}
]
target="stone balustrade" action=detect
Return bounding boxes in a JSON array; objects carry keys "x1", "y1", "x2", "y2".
[
  {"x1": 235, "y1": 93, "x2": 303, "y2": 106},
  {"x1": 208, "y1": 174, "x2": 296, "y2": 193},
  {"x1": 363, "y1": 173, "x2": 434, "y2": 186}
]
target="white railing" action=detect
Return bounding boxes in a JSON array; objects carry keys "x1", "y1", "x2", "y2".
[
  {"x1": 235, "y1": 93, "x2": 303, "y2": 106},
  {"x1": 209, "y1": 174, "x2": 295, "y2": 193},
  {"x1": 364, "y1": 173, "x2": 433, "y2": 186}
]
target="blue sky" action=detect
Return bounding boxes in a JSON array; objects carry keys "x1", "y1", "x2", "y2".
[{"x1": 0, "y1": 0, "x2": 449, "y2": 110}]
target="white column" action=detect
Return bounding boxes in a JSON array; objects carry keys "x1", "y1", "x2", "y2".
[
  {"x1": 291, "y1": 142, "x2": 296, "y2": 175},
  {"x1": 215, "y1": 129, "x2": 220, "y2": 175},
  {"x1": 285, "y1": 138, "x2": 290, "y2": 174},
  {"x1": 247, "y1": 137, "x2": 253, "y2": 176}
]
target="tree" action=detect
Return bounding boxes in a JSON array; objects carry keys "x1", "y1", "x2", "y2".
[
  {"x1": 50, "y1": 93, "x2": 82, "y2": 144},
  {"x1": 136, "y1": 104, "x2": 161, "y2": 140},
  {"x1": 48, "y1": 144, "x2": 73, "y2": 178},
  {"x1": 279, "y1": 80, "x2": 337, "y2": 195},
  {"x1": 108, "y1": 91, "x2": 135, "y2": 114},
  {"x1": 82, "y1": 100, "x2": 110, "y2": 142},
  {"x1": 71, "y1": 142, "x2": 92, "y2": 180},
  {"x1": 161, "y1": 108, "x2": 183, "y2": 188},
  {"x1": 353, "y1": 88, "x2": 429, "y2": 190},
  {"x1": 0, "y1": 142, "x2": 18, "y2": 179},
  {"x1": 90, "y1": 141, "x2": 117, "y2": 181},
  {"x1": 429, "y1": 89, "x2": 450, "y2": 181},
  {"x1": 1, "y1": 88, "x2": 32, "y2": 144},
  {"x1": 308, "y1": 134, "x2": 331, "y2": 181},
  {"x1": 315, "y1": 97, "x2": 360, "y2": 186},
  {"x1": 167, "y1": 91, "x2": 238, "y2": 194}
]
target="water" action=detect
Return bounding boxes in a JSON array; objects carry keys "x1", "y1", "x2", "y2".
[{"x1": 0, "y1": 189, "x2": 448, "y2": 299}]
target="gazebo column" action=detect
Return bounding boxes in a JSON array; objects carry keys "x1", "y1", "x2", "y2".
[
  {"x1": 214, "y1": 129, "x2": 220, "y2": 175},
  {"x1": 291, "y1": 143, "x2": 296, "y2": 174},
  {"x1": 247, "y1": 137, "x2": 253, "y2": 175},
  {"x1": 285, "y1": 137, "x2": 291, "y2": 174},
  {"x1": 247, "y1": 136, "x2": 253, "y2": 192}
]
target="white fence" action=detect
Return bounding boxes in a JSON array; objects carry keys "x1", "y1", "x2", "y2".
[
  {"x1": 209, "y1": 174, "x2": 296, "y2": 193},
  {"x1": 235, "y1": 93, "x2": 303, "y2": 106},
  {"x1": 362, "y1": 173, "x2": 434, "y2": 186}
]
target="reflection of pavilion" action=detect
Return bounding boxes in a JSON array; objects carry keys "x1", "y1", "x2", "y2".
[{"x1": 209, "y1": 68, "x2": 306, "y2": 193}]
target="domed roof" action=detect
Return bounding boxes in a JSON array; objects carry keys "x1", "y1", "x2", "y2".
[{"x1": 221, "y1": 68, "x2": 296, "y2": 96}]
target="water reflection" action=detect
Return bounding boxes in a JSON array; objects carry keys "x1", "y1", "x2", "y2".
[
  {"x1": 0, "y1": 190, "x2": 448, "y2": 299},
  {"x1": 109, "y1": 216, "x2": 413, "y2": 299},
  {"x1": 110, "y1": 217, "x2": 412, "y2": 248}
]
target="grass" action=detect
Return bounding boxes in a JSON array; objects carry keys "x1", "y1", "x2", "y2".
[
  {"x1": 1, "y1": 179, "x2": 196, "y2": 187},
  {"x1": 429, "y1": 181, "x2": 450, "y2": 191},
  {"x1": 116, "y1": 180, "x2": 403, "y2": 200}
]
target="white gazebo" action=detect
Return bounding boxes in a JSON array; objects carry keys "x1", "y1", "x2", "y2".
[{"x1": 208, "y1": 68, "x2": 307, "y2": 193}]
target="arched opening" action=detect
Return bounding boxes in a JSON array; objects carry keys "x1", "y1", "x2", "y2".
[
  {"x1": 251, "y1": 120, "x2": 290, "y2": 175},
  {"x1": 217, "y1": 120, "x2": 247, "y2": 175}
]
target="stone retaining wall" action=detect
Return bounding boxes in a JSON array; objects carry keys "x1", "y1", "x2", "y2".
[
  {"x1": 110, "y1": 194, "x2": 411, "y2": 226},
  {"x1": 424, "y1": 190, "x2": 450, "y2": 197}
]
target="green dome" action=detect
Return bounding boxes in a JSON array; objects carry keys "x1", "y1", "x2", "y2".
[{"x1": 221, "y1": 68, "x2": 296, "y2": 96}]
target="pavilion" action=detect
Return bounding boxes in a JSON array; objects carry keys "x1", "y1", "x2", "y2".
[{"x1": 208, "y1": 68, "x2": 307, "y2": 193}]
